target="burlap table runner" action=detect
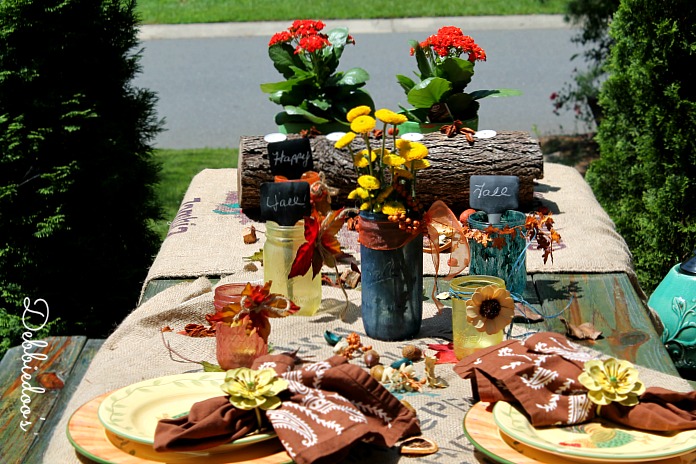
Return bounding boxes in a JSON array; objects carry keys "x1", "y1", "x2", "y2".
[
  {"x1": 45, "y1": 277, "x2": 693, "y2": 463},
  {"x1": 141, "y1": 163, "x2": 636, "y2": 299}
]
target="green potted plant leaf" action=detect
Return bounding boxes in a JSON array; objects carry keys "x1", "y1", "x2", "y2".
[
  {"x1": 260, "y1": 20, "x2": 375, "y2": 134},
  {"x1": 396, "y1": 26, "x2": 521, "y2": 133}
]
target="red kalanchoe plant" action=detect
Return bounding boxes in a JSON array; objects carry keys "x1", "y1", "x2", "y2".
[
  {"x1": 397, "y1": 26, "x2": 520, "y2": 124},
  {"x1": 261, "y1": 20, "x2": 374, "y2": 130}
]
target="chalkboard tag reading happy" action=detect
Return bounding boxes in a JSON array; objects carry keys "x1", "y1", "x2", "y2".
[
  {"x1": 260, "y1": 182, "x2": 311, "y2": 226},
  {"x1": 267, "y1": 138, "x2": 313, "y2": 180},
  {"x1": 469, "y1": 175, "x2": 519, "y2": 224}
]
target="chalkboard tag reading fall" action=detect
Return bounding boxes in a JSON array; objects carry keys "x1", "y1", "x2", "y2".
[
  {"x1": 260, "y1": 182, "x2": 311, "y2": 226},
  {"x1": 267, "y1": 138, "x2": 313, "y2": 179},
  {"x1": 469, "y1": 175, "x2": 519, "y2": 224}
]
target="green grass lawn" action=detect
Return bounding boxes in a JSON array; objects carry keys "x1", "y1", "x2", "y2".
[
  {"x1": 136, "y1": 0, "x2": 567, "y2": 24},
  {"x1": 151, "y1": 148, "x2": 238, "y2": 240}
]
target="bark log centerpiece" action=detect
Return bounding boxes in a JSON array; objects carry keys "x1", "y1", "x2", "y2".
[{"x1": 238, "y1": 131, "x2": 544, "y2": 215}]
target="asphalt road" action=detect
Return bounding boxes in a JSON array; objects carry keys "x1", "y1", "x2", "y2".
[{"x1": 134, "y1": 17, "x2": 594, "y2": 149}]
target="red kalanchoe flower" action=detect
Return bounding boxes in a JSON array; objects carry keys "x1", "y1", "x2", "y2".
[
  {"x1": 269, "y1": 30, "x2": 292, "y2": 46},
  {"x1": 289, "y1": 19, "x2": 326, "y2": 37},
  {"x1": 295, "y1": 34, "x2": 331, "y2": 54}
]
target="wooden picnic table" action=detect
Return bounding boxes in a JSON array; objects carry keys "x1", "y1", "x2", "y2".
[
  {"x1": 0, "y1": 270, "x2": 687, "y2": 464},
  {"x1": 2, "y1": 160, "x2": 694, "y2": 463}
]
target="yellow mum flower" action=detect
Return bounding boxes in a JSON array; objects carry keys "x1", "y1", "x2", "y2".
[
  {"x1": 334, "y1": 131, "x2": 356, "y2": 149},
  {"x1": 221, "y1": 367, "x2": 289, "y2": 411},
  {"x1": 375, "y1": 109, "x2": 408, "y2": 125},
  {"x1": 347, "y1": 187, "x2": 370, "y2": 200},
  {"x1": 357, "y1": 175, "x2": 380, "y2": 190},
  {"x1": 578, "y1": 358, "x2": 645, "y2": 407},
  {"x1": 393, "y1": 168, "x2": 413, "y2": 179},
  {"x1": 359, "y1": 201, "x2": 371, "y2": 211},
  {"x1": 353, "y1": 153, "x2": 369, "y2": 168},
  {"x1": 395, "y1": 139, "x2": 411, "y2": 151},
  {"x1": 350, "y1": 115, "x2": 376, "y2": 134},
  {"x1": 401, "y1": 142, "x2": 428, "y2": 161},
  {"x1": 346, "y1": 105, "x2": 372, "y2": 122},
  {"x1": 410, "y1": 159, "x2": 431, "y2": 170},
  {"x1": 383, "y1": 154, "x2": 406, "y2": 167},
  {"x1": 382, "y1": 200, "x2": 406, "y2": 216},
  {"x1": 465, "y1": 285, "x2": 515, "y2": 335}
]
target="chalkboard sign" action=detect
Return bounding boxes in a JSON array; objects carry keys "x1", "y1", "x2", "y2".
[
  {"x1": 267, "y1": 138, "x2": 313, "y2": 179},
  {"x1": 469, "y1": 175, "x2": 519, "y2": 221},
  {"x1": 260, "y1": 182, "x2": 311, "y2": 226}
]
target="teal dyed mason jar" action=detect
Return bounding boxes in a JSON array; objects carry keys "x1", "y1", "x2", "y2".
[{"x1": 467, "y1": 210, "x2": 527, "y2": 296}]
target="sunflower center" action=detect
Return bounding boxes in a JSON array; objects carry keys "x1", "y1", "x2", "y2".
[{"x1": 479, "y1": 299, "x2": 501, "y2": 319}]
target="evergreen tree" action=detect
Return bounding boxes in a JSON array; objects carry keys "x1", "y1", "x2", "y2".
[
  {"x1": 586, "y1": 0, "x2": 696, "y2": 292},
  {"x1": 0, "y1": 0, "x2": 163, "y2": 354}
]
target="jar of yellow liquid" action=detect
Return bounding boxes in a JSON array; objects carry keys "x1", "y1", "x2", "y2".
[
  {"x1": 450, "y1": 275, "x2": 506, "y2": 359},
  {"x1": 263, "y1": 220, "x2": 321, "y2": 316}
]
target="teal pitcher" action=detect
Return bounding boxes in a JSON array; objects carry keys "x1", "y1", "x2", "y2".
[{"x1": 647, "y1": 250, "x2": 696, "y2": 378}]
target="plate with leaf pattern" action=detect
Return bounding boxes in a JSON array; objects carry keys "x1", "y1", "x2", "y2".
[{"x1": 97, "y1": 372, "x2": 276, "y2": 451}]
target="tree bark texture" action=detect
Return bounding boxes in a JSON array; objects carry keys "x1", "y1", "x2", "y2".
[{"x1": 238, "y1": 131, "x2": 544, "y2": 215}]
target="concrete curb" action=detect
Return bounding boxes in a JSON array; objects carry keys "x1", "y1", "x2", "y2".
[{"x1": 138, "y1": 15, "x2": 569, "y2": 41}]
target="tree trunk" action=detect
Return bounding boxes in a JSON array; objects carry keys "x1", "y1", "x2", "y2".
[{"x1": 238, "y1": 131, "x2": 544, "y2": 215}]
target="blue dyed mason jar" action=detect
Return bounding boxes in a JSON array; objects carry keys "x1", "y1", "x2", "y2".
[
  {"x1": 467, "y1": 210, "x2": 527, "y2": 296},
  {"x1": 359, "y1": 211, "x2": 423, "y2": 341}
]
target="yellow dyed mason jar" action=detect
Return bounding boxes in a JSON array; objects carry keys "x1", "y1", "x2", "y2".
[
  {"x1": 450, "y1": 275, "x2": 506, "y2": 359},
  {"x1": 263, "y1": 221, "x2": 321, "y2": 316}
]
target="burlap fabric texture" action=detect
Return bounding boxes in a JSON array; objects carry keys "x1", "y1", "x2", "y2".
[
  {"x1": 45, "y1": 276, "x2": 693, "y2": 464},
  {"x1": 141, "y1": 163, "x2": 636, "y2": 295}
]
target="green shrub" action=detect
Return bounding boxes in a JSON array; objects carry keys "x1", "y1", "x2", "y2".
[
  {"x1": 0, "y1": 0, "x2": 163, "y2": 356},
  {"x1": 551, "y1": 0, "x2": 620, "y2": 126},
  {"x1": 586, "y1": 0, "x2": 696, "y2": 292}
]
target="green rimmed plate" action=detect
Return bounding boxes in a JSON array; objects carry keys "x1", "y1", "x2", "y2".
[
  {"x1": 97, "y1": 372, "x2": 276, "y2": 452},
  {"x1": 492, "y1": 401, "x2": 696, "y2": 463}
]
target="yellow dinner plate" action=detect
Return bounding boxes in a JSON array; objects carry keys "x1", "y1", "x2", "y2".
[
  {"x1": 97, "y1": 372, "x2": 276, "y2": 451},
  {"x1": 492, "y1": 401, "x2": 696, "y2": 463}
]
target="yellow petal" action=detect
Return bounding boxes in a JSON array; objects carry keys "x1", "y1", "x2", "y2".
[
  {"x1": 346, "y1": 105, "x2": 372, "y2": 122},
  {"x1": 350, "y1": 115, "x2": 376, "y2": 134},
  {"x1": 334, "y1": 131, "x2": 356, "y2": 149},
  {"x1": 358, "y1": 175, "x2": 380, "y2": 190}
]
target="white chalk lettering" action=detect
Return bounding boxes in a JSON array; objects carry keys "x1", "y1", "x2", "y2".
[
  {"x1": 270, "y1": 149, "x2": 311, "y2": 168},
  {"x1": 265, "y1": 193, "x2": 307, "y2": 212},
  {"x1": 472, "y1": 182, "x2": 511, "y2": 199}
]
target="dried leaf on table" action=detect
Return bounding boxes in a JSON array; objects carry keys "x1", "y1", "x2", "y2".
[
  {"x1": 561, "y1": 318, "x2": 602, "y2": 340},
  {"x1": 37, "y1": 372, "x2": 64, "y2": 390},
  {"x1": 179, "y1": 323, "x2": 216, "y2": 337},
  {"x1": 243, "y1": 262, "x2": 258, "y2": 272},
  {"x1": 513, "y1": 302, "x2": 544, "y2": 322},
  {"x1": 243, "y1": 225, "x2": 258, "y2": 244},
  {"x1": 424, "y1": 356, "x2": 448, "y2": 388},
  {"x1": 244, "y1": 249, "x2": 264, "y2": 264},
  {"x1": 340, "y1": 268, "x2": 361, "y2": 288}
]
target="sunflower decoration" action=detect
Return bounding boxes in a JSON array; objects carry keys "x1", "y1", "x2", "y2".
[
  {"x1": 465, "y1": 285, "x2": 515, "y2": 335},
  {"x1": 334, "y1": 106, "x2": 431, "y2": 224}
]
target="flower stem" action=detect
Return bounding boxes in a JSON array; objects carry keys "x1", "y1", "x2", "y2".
[{"x1": 254, "y1": 407, "x2": 263, "y2": 431}]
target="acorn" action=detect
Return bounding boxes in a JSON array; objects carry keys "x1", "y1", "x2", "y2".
[
  {"x1": 402, "y1": 345, "x2": 423, "y2": 361},
  {"x1": 370, "y1": 364, "x2": 385, "y2": 381},
  {"x1": 363, "y1": 349, "x2": 380, "y2": 368}
]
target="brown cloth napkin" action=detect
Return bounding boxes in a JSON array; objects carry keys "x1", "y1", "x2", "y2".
[
  {"x1": 454, "y1": 332, "x2": 696, "y2": 431},
  {"x1": 155, "y1": 353, "x2": 421, "y2": 464}
]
